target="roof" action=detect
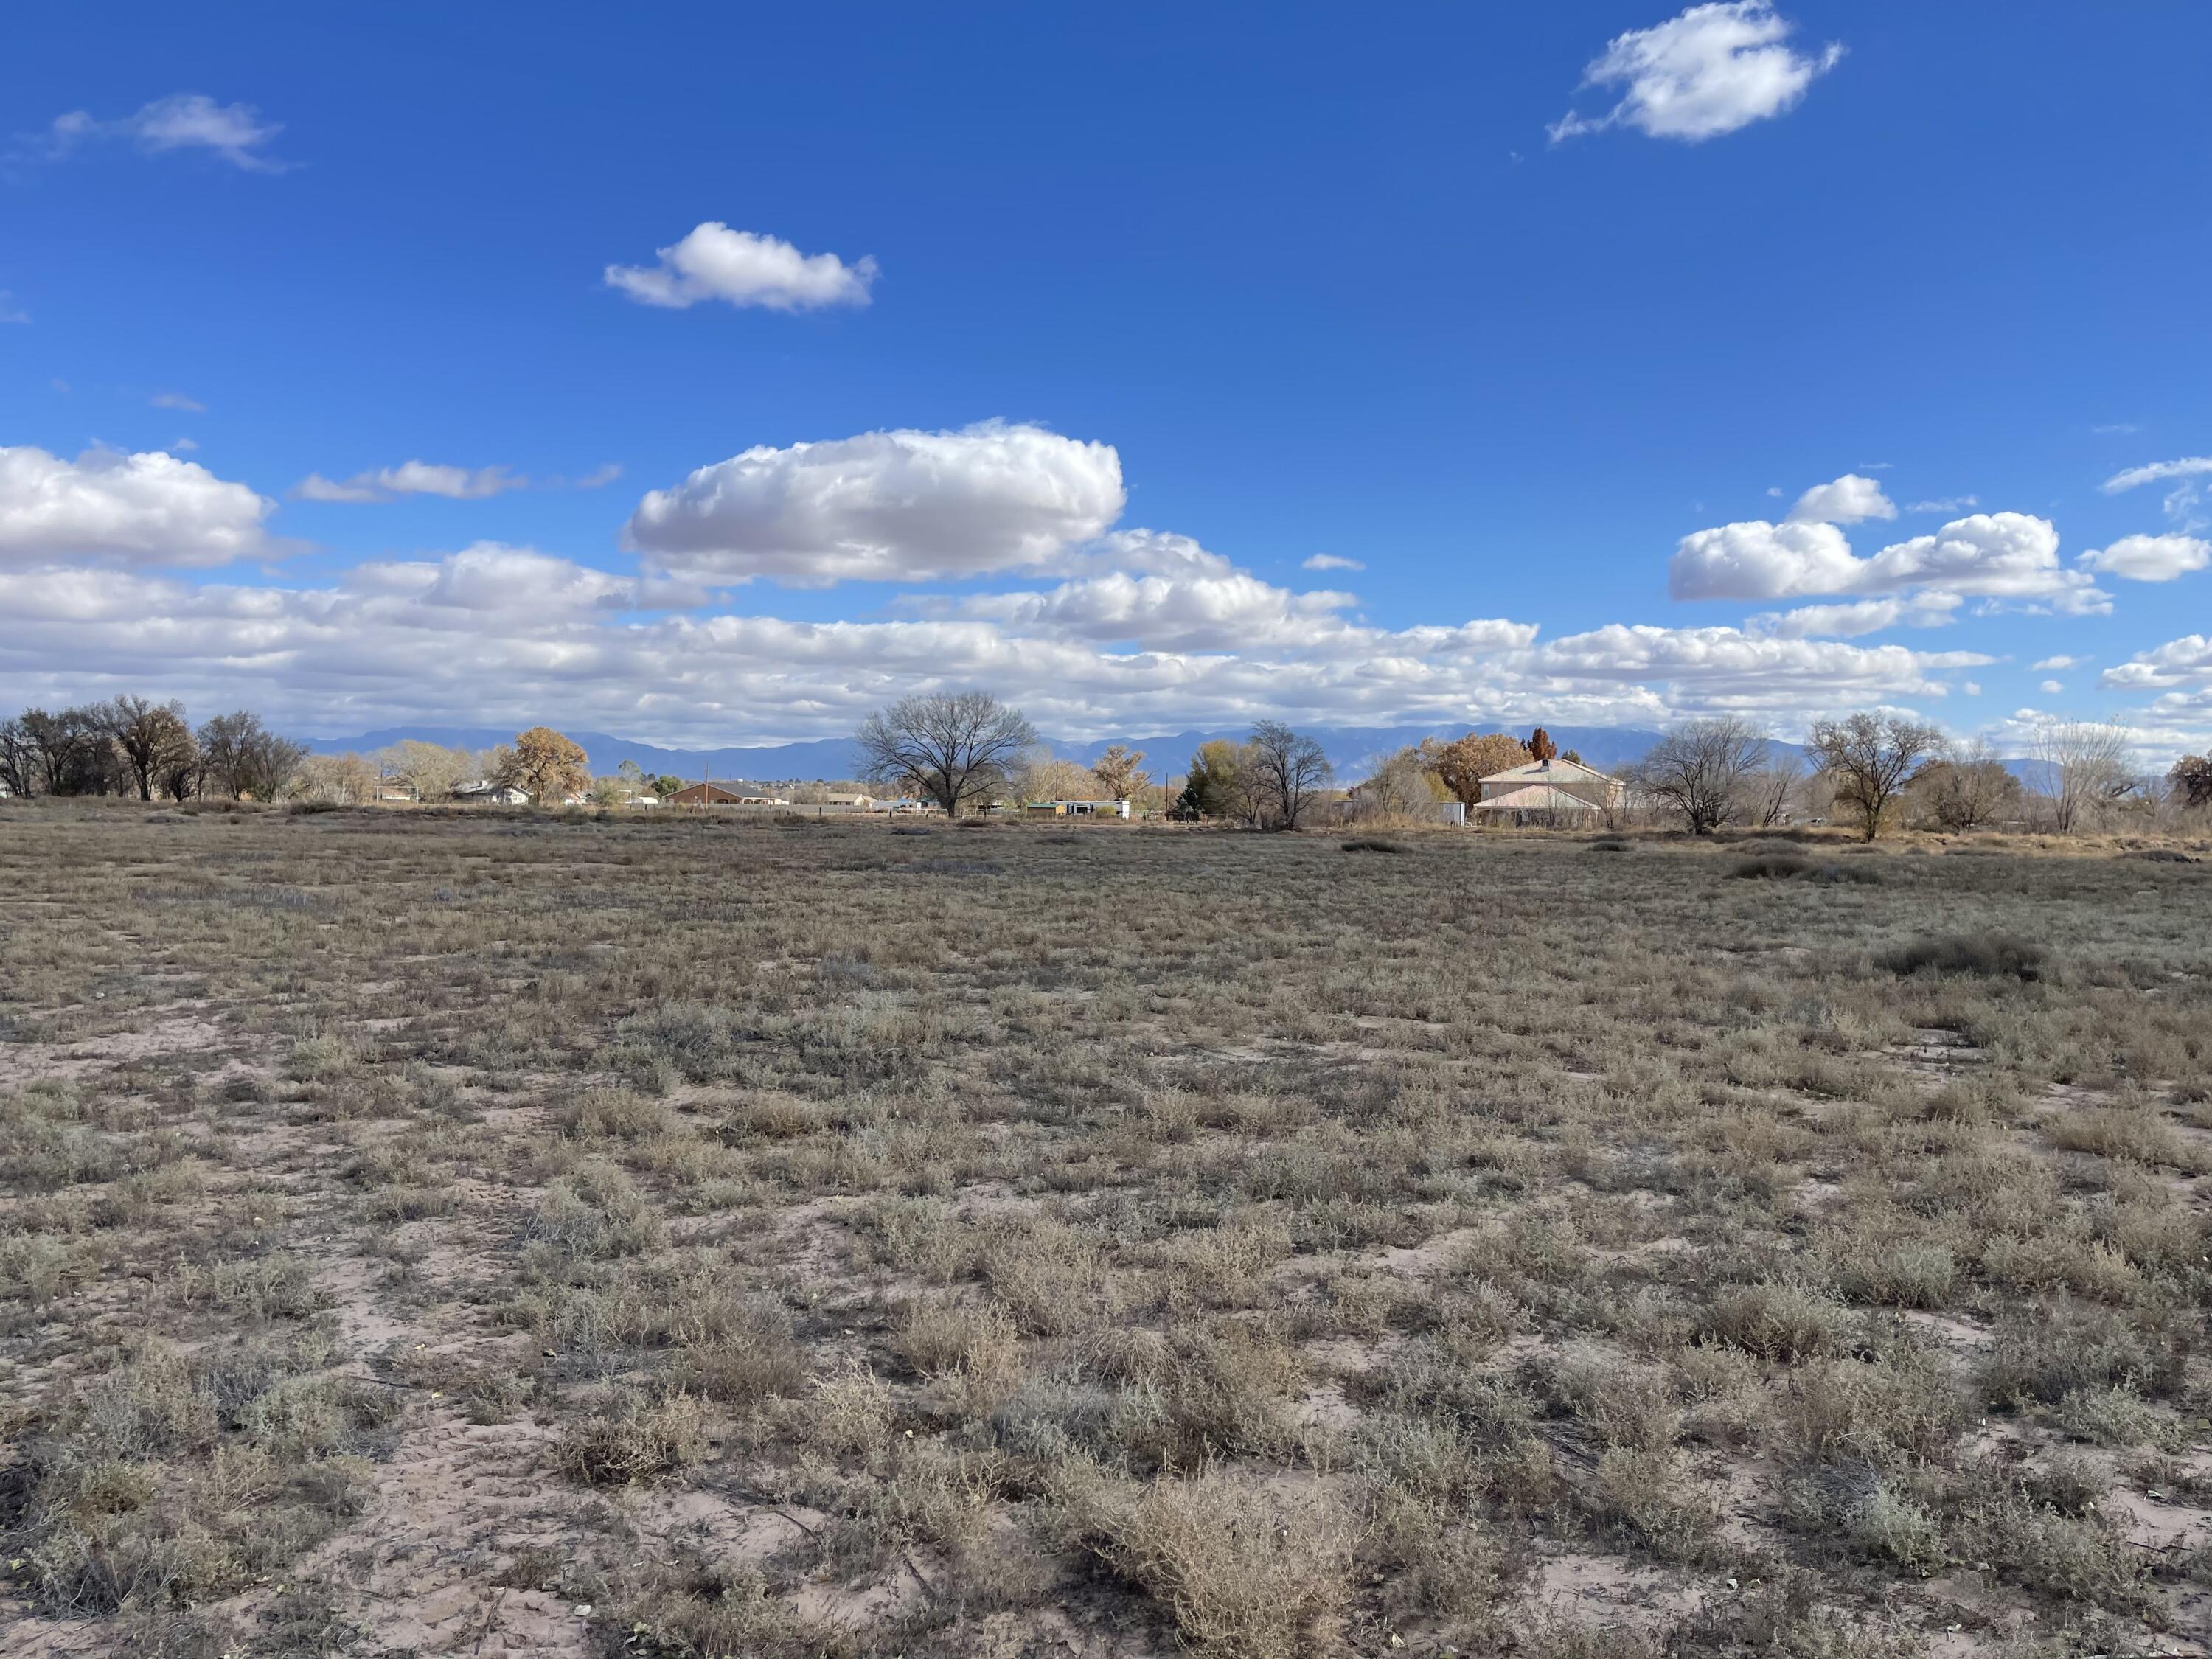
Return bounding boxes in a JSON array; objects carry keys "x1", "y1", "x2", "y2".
[
  {"x1": 1478, "y1": 757, "x2": 1617, "y2": 785},
  {"x1": 1470, "y1": 784, "x2": 1607, "y2": 813}
]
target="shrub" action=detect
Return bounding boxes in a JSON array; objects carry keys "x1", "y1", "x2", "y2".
[
  {"x1": 1340, "y1": 838, "x2": 1406, "y2": 854},
  {"x1": 1060, "y1": 1463, "x2": 1353, "y2": 1659},
  {"x1": 554, "y1": 1390, "x2": 708, "y2": 1485},
  {"x1": 1877, "y1": 932, "x2": 2046, "y2": 982}
]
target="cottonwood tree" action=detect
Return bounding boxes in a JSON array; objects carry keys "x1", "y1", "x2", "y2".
[
  {"x1": 1425, "y1": 732, "x2": 1531, "y2": 807},
  {"x1": 295, "y1": 752, "x2": 379, "y2": 805},
  {"x1": 1806, "y1": 712, "x2": 1943, "y2": 841},
  {"x1": 1913, "y1": 738, "x2": 2019, "y2": 831},
  {"x1": 855, "y1": 692, "x2": 1037, "y2": 817},
  {"x1": 1248, "y1": 720, "x2": 1333, "y2": 830},
  {"x1": 199, "y1": 712, "x2": 307, "y2": 801},
  {"x1": 1093, "y1": 745, "x2": 1148, "y2": 801},
  {"x1": 100, "y1": 696, "x2": 198, "y2": 801},
  {"x1": 20, "y1": 707, "x2": 104, "y2": 795},
  {"x1": 2027, "y1": 720, "x2": 2137, "y2": 834},
  {"x1": 1630, "y1": 717, "x2": 1767, "y2": 835},
  {"x1": 1351, "y1": 747, "x2": 1443, "y2": 822},
  {"x1": 380, "y1": 739, "x2": 478, "y2": 802},
  {"x1": 0, "y1": 718, "x2": 38, "y2": 797},
  {"x1": 502, "y1": 726, "x2": 593, "y2": 805},
  {"x1": 2173, "y1": 754, "x2": 2212, "y2": 810}
]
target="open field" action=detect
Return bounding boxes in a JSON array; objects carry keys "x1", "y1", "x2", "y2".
[{"x1": 2, "y1": 802, "x2": 2209, "y2": 1659}]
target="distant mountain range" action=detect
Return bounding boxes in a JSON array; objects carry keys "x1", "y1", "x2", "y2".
[{"x1": 303, "y1": 722, "x2": 1677, "y2": 783}]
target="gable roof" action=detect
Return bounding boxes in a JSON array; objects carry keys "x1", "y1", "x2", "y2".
[{"x1": 1478, "y1": 757, "x2": 1617, "y2": 785}]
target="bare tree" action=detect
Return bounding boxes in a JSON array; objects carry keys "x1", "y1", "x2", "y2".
[
  {"x1": 0, "y1": 717, "x2": 36, "y2": 798},
  {"x1": 199, "y1": 711, "x2": 306, "y2": 801},
  {"x1": 1349, "y1": 746, "x2": 1441, "y2": 823},
  {"x1": 293, "y1": 752, "x2": 380, "y2": 805},
  {"x1": 1748, "y1": 746, "x2": 1805, "y2": 827},
  {"x1": 1913, "y1": 737, "x2": 2018, "y2": 831},
  {"x1": 2173, "y1": 754, "x2": 2212, "y2": 810},
  {"x1": 380, "y1": 739, "x2": 478, "y2": 802},
  {"x1": 855, "y1": 692, "x2": 1037, "y2": 817},
  {"x1": 1630, "y1": 717, "x2": 1767, "y2": 835},
  {"x1": 1247, "y1": 720, "x2": 1333, "y2": 830},
  {"x1": 2027, "y1": 720, "x2": 2136, "y2": 834},
  {"x1": 98, "y1": 695, "x2": 198, "y2": 801},
  {"x1": 1092, "y1": 745, "x2": 1148, "y2": 802},
  {"x1": 20, "y1": 706, "x2": 103, "y2": 795},
  {"x1": 1806, "y1": 712, "x2": 1944, "y2": 841}
]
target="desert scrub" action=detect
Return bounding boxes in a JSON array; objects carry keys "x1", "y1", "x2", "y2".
[
  {"x1": 1058, "y1": 1461, "x2": 1354, "y2": 1659},
  {"x1": 15, "y1": 1341, "x2": 393, "y2": 1613}
]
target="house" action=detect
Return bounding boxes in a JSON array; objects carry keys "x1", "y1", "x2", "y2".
[
  {"x1": 1475, "y1": 757, "x2": 1624, "y2": 817},
  {"x1": 453, "y1": 780, "x2": 530, "y2": 805},
  {"x1": 1470, "y1": 782, "x2": 1608, "y2": 824},
  {"x1": 666, "y1": 781, "x2": 791, "y2": 806},
  {"x1": 821, "y1": 792, "x2": 877, "y2": 809}
]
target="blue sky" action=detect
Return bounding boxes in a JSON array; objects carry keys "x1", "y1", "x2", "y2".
[{"x1": 3, "y1": 2, "x2": 2209, "y2": 752}]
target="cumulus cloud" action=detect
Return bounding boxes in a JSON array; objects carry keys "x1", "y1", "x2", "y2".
[
  {"x1": 626, "y1": 422, "x2": 1125, "y2": 586},
  {"x1": 1672, "y1": 510, "x2": 2106, "y2": 613},
  {"x1": 2032, "y1": 655, "x2": 2083, "y2": 672},
  {"x1": 1548, "y1": 1, "x2": 1842, "y2": 143},
  {"x1": 2102, "y1": 456, "x2": 2212, "y2": 493},
  {"x1": 1787, "y1": 473, "x2": 1893, "y2": 525},
  {"x1": 2078, "y1": 532, "x2": 2211, "y2": 582},
  {"x1": 293, "y1": 462, "x2": 526, "y2": 504},
  {"x1": 606, "y1": 224, "x2": 877, "y2": 312},
  {"x1": 1905, "y1": 495, "x2": 1978, "y2": 514},
  {"x1": 0, "y1": 445, "x2": 276, "y2": 568},
  {"x1": 1745, "y1": 592, "x2": 1961, "y2": 639},
  {"x1": 1529, "y1": 623, "x2": 1985, "y2": 709},
  {"x1": 2101, "y1": 634, "x2": 2212, "y2": 692},
  {"x1": 1669, "y1": 518, "x2": 1863, "y2": 600},
  {"x1": 29, "y1": 94, "x2": 285, "y2": 171},
  {"x1": 1303, "y1": 553, "x2": 1365, "y2": 571}
]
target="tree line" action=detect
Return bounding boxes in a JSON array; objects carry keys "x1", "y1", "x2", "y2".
[{"x1": 0, "y1": 700, "x2": 304, "y2": 802}]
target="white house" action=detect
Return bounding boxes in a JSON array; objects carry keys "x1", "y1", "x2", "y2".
[{"x1": 1472, "y1": 757, "x2": 1622, "y2": 825}]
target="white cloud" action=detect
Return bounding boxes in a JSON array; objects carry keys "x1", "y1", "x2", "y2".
[
  {"x1": 606, "y1": 224, "x2": 877, "y2": 312},
  {"x1": 1669, "y1": 518, "x2": 1865, "y2": 600},
  {"x1": 1530, "y1": 623, "x2": 1986, "y2": 710},
  {"x1": 2101, "y1": 635, "x2": 2212, "y2": 692},
  {"x1": 2031, "y1": 655, "x2": 2083, "y2": 672},
  {"x1": 293, "y1": 462, "x2": 526, "y2": 504},
  {"x1": 0, "y1": 292, "x2": 27, "y2": 325},
  {"x1": 2040, "y1": 679, "x2": 2064, "y2": 695},
  {"x1": 1672, "y1": 510, "x2": 2106, "y2": 613},
  {"x1": 576, "y1": 463, "x2": 622, "y2": 490},
  {"x1": 150, "y1": 392, "x2": 206, "y2": 413},
  {"x1": 1303, "y1": 553, "x2": 1365, "y2": 571},
  {"x1": 1548, "y1": 1, "x2": 1842, "y2": 144},
  {"x1": 1905, "y1": 495, "x2": 1978, "y2": 514},
  {"x1": 2102, "y1": 456, "x2": 2212, "y2": 493},
  {"x1": 0, "y1": 445, "x2": 276, "y2": 568},
  {"x1": 2078, "y1": 532, "x2": 2211, "y2": 582},
  {"x1": 30, "y1": 94, "x2": 285, "y2": 171},
  {"x1": 1787, "y1": 473, "x2": 1894, "y2": 525},
  {"x1": 1745, "y1": 592, "x2": 1961, "y2": 639},
  {"x1": 626, "y1": 422, "x2": 1125, "y2": 587}
]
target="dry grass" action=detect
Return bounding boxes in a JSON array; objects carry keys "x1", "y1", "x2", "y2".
[{"x1": 1, "y1": 798, "x2": 2208, "y2": 1656}]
